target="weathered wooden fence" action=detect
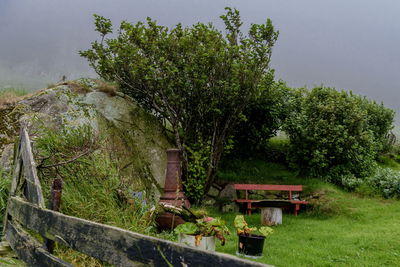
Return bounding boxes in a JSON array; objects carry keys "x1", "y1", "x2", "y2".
[{"x1": 3, "y1": 127, "x2": 270, "y2": 267}]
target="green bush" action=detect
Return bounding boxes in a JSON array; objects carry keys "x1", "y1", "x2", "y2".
[
  {"x1": 263, "y1": 137, "x2": 290, "y2": 163},
  {"x1": 334, "y1": 173, "x2": 363, "y2": 191},
  {"x1": 232, "y1": 80, "x2": 291, "y2": 156},
  {"x1": 184, "y1": 143, "x2": 209, "y2": 204},
  {"x1": 367, "y1": 167, "x2": 400, "y2": 198},
  {"x1": 284, "y1": 87, "x2": 395, "y2": 179}
]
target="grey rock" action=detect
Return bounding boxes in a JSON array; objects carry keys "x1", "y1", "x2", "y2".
[
  {"x1": 221, "y1": 202, "x2": 239, "y2": 213},
  {"x1": 219, "y1": 183, "x2": 237, "y2": 201},
  {"x1": 0, "y1": 79, "x2": 172, "y2": 200},
  {"x1": 207, "y1": 185, "x2": 220, "y2": 198},
  {"x1": 203, "y1": 197, "x2": 216, "y2": 206}
]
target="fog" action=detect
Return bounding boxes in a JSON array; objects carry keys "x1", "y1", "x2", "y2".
[{"x1": 1, "y1": 0, "x2": 399, "y2": 122}]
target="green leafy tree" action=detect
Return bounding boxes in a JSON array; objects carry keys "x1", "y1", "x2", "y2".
[
  {"x1": 284, "y1": 86, "x2": 395, "y2": 180},
  {"x1": 232, "y1": 79, "x2": 291, "y2": 156},
  {"x1": 80, "y1": 8, "x2": 278, "y2": 202}
]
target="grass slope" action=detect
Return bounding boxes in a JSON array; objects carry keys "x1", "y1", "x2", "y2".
[{"x1": 212, "y1": 159, "x2": 400, "y2": 267}]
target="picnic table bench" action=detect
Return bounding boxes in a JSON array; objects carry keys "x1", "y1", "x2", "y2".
[{"x1": 233, "y1": 184, "x2": 308, "y2": 216}]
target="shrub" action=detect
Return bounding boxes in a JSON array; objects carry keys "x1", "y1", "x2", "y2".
[
  {"x1": 232, "y1": 80, "x2": 291, "y2": 156},
  {"x1": 184, "y1": 143, "x2": 209, "y2": 204},
  {"x1": 284, "y1": 87, "x2": 395, "y2": 179},
  {"x1": 367, "y1": 167, "x2": 400, "y2": 198},
  {"x1": 339, "y1": 174, "x2": 364, "y2": 191},
  {"x1": 263, "y1": 137, "x2": 290, "y2": 163}
]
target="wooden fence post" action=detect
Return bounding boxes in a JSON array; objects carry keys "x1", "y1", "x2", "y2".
[
  {"x1": 45, "y1": 178, "x2": 63, "y2": 253},
  {"x1": 20, "y1": 127, "x2": 45, "y2": 208}
]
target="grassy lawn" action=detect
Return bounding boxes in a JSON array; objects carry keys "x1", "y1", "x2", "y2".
[{"x1": 210, "y1": 159, "x2": 400, "y2": 267}]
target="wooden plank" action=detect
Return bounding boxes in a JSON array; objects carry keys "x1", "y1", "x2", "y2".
[
  {"x1": 20, "y1": 128, "x2": 45, "y2": 208},
  {"x1": 236, "y1": 200, "x2": 308, "y2": 205},
  {"x1": 5, "y1": 221, "x2": 72, "y2": 267},
  {"x1": 8, "y1": 197, "x2": 271, "y2": 267},
  {"x1": 290, "y1": 200, "x2": 308, "y2": 204},
  {"x1": 3, "y1": 133, "x2": 23, "y2": 234},
  {"x1": 236, "y1": 199, "x2": 292, "y2": 203},
  {"x1": 0, "y1": 241, "x2": 12, "y2": 256},
  {"x1": 233, "y1": 184, "x2": 303, "y2": 191},
  {"x1": 9, "y1": 138, "x2": 23, "y2": 197}
]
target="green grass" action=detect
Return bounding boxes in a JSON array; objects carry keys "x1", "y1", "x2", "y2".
[
  {"x1": 377, "y1": 154, "x2": 400, "y2": 170},
  {"x1": 211, "y1": 159, "x2": 400, "y2": 267}
]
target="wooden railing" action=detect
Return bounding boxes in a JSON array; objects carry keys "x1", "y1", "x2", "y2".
[{"x1": 3, "y1": 127, "x2": 270, "y2": 267}]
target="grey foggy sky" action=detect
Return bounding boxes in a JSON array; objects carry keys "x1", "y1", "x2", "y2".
[{"x1": 0, "y1": 0, "x2": 399, "y2": 122}]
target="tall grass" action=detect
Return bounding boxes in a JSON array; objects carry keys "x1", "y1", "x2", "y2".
[
  {"x1": 34, "y1": 125, "x2": 158, "y2": 266},
  {"x1": 0, "y1": 168, "x2": 11, "y2": 229}
]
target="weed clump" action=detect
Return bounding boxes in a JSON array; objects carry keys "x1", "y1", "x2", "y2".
[{"x1": 367, "y1": 167, "x2": 400, "y2": 198}]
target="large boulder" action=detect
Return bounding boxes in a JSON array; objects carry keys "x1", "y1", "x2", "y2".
[{"x1": 0, "y1": 79, "x2": 172, "y2": 200}]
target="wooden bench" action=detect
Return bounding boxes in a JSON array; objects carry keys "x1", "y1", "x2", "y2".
[{"x1": 233, "y1": 184, "x2": 308, "y2": 216}]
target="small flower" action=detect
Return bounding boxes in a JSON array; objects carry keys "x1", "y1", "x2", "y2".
[{"x1": 203, "y1": 216, "x2": 214, "y2": 222}]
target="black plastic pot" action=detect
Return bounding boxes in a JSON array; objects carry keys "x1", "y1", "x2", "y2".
[{"x1": 237, "y1": 234, "x2": 265, "y2": 258}]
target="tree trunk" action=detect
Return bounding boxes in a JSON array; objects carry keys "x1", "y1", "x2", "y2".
[{"x1": 261, "y1": 207, "x2": 282, "y2": 226}]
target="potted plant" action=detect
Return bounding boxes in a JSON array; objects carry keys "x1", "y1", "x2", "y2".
[
  {"x1": 234, "y1": 215, "x2": 273, "y2": 258},
  {"x1": 174, "y1": 217, "x2": 230, "y2": 251}
]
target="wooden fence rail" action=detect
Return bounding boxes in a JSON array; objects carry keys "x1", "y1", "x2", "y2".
[{"x1": 3, "y1": 127, "x2": 271, "y2": 267}]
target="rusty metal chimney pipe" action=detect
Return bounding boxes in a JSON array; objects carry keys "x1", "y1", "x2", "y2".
[
  {"x1": 156, "y1": 149, "x2": 190, "y2": 230},
  {"x1": 159, "y1": 148, "x2": 190, "y2": 207}
]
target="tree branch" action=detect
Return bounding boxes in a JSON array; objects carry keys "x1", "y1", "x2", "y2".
[{"x1": 38, "y1": 149, "x2": 94, "y2": 169}]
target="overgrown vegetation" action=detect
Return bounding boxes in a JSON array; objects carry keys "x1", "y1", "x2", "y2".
[
  {"x1": 34, "y1": 125, "x2": 160, "y2": 266},
  {"x1": 80, "y1": 8, "x2": 279, "y2": 202},
  {"x1": 367, "y1": 167, "x2": 400, "y2": 198},
  {"x1": 232, "y1": 81, "x2": 291, "y2": 156},
  {"x1": 35, "y1": 125, "x2": 156, "y2": 230},
  {"x1": 283, "y1": 87, "x2": 394, "y2": 182}
]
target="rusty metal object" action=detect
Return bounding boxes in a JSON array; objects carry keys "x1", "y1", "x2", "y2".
[
  {"x1": 49, "y1": 178, "x2": 62, "y2": 211},
  {"x1": 155, "y1": 212, "x2": 186, "y2": 230},
  {"x1": 45, "y1": 178, "x2": 63, "y2": 253},
  {"x1": 156, "y1": 149, "x2": 190, "y2": 230}
]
